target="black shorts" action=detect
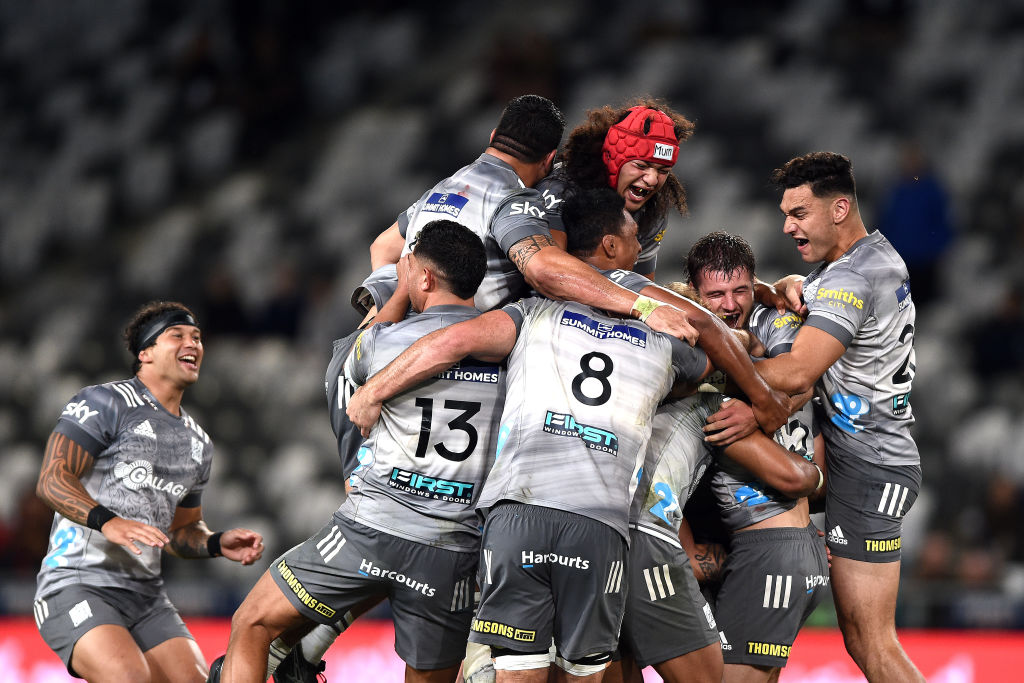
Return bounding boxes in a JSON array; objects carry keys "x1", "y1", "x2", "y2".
[
  {"x1": 824, "y1": 452, "x2": 921, "y2": 562},
  {"x1": 619, "y1": 529, "x2": 719, "y2": 668},
  {"x1": 714, "y1": 524, "x2": 828, "y2": 667},
  {"x1": 272, "y1": 514, "x2": 477, "y2": 670},
  {"x1": 469, "y1": 503, "x2": 627, "y2": 661},
  {"x1": 35, "y1": 585, "x2": 191, "y2": 677}
]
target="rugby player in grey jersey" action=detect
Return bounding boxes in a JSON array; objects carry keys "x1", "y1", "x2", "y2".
[
  {"x1": 33, "y1": 301, "x2": 264, "y2": 683},
  {"x1": 216, "y1": 222, "x2": 499, "y2": 683},
  {"x1": 680, "y1": 232, "x2": 829, "y2": 682},
  {"x1": 364, "y1": 94, "x2": 792, "y2": 438},
  {"x1": 345, "y1": 209, "x2": 714, "y2": 681},
  {"x1": 750, "y1": 152, "x2": 924, "y2": 682}
]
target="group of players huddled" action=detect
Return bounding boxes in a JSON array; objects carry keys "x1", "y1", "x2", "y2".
[{"x1": 34, "y1": 94, "x2": 924, "y2": 683}]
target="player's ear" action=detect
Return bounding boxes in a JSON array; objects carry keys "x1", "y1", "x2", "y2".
[
  {"x1": 601, "y1": 233, "x2": 617, "y2": 257},
  {"x1": 832, "y1": 196, "x2": 850, "y2": 224}
]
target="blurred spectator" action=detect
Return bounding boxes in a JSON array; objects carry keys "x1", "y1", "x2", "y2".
[
  {"x1": 969, "y1": 284, "x2": 1024, "y2": 381},
  {"x1": 878, "y1": 143, "x2": 955, "y2": 309}
]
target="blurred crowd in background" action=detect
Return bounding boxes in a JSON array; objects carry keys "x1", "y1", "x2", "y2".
[{"x1": 2, "y1": 0, "x2": 1024, "y2": 628}]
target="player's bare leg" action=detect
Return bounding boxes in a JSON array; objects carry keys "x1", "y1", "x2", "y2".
[
  {"x1": 830, "y1": 555, "x2": 924, "y2": 682},
  {"x1": 144, "y1": 636, "x2": 208, "y2": 682},
  {"x1": 406, "y1": 663, "x2": 462, "y2": 682},
  {"x1": 652, "y1": 643, "x2": 722, "y2": 683},
  {"x1": 722, "y1": 662, "x2": 776, "y2": 682},
  {"x1": 70, "y1": 624, "x2": 151, "y2": 683},
  {"x1": 220, "y1": 571, "x2": 307, "y2": 682}
]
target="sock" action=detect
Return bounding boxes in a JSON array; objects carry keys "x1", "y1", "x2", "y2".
[
  {"x1": 266, "y1": 638, "x2": 292, "y2": 676},
  {"x1": 301, "y1": 614, "x2": 350, "y2": 664}
]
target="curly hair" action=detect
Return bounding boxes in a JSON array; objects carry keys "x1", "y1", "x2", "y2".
[{"x1": 560, "y1": 97, "x2": 695, "y2": 235}]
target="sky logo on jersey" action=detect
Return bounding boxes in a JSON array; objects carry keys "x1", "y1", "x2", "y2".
[
  {"x1": 62, "y1": 400, "x2": 98, "y2": 424},
  {"x1": 422, "y1": 192, "x2": 469, "y2": 218},
  {"x1": 543, "y1": 411, "x2": 618, "y2": 454},
  {"x1": 830, "y1": 392, "x2": 869, "y2": 434},
  {"x1": 389, "y1": 467, "x2": 475, "y2": 504},
  {"x1": 735, "y1": 484, "x2": 770, "y2": 506},
  {"x1": 896, "y1": 279, "x2": 912, "y2": 312},
  {"x1": 434, "y1": 359, "x2": 500, "y2": 383},
  {"x1": 559, "y1": 310, "x2": 647, "y2": 348},
  {"x1": 348, "y1": 446, "x2": 374, "y2": 488},
  {"x1": 540, "y1": 188, "x2": 563, "y2": 210}
]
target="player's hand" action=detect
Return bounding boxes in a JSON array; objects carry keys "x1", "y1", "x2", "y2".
[
  {"x1": 818, "y1": 528, "x2": 833, "y2": 568},
  {"x1": 220, "y1": 528, "x2": 265, "y2": 566},
  {"x1": 347, "y1": 386, "x2": 383, "y2": 438},
  {"x1": 644, "y1": 304, "x2": 699, "y2": 345},
  {"x1": 770, "y1": 274, "x2": 807, "y2": 316},
  {"x1": 751, "y1": 386, "x2": 790, "y2": 434},
  {"x1": 101, "y1": 517, "x2": 169, "y2": 555},
  {"x1": 704, "y1": 397, "x2": 758, "y2": 446}
]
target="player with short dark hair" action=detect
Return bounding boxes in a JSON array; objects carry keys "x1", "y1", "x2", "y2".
[
  {"x1": 215, "y1": 222, "x2": 499, "y2": 683},
  {"x1": 686, "y1": 232, "x2": 830, "y2": 682},
  {"x1": 33, "y1": 301, "x2": 264, "y2": 683},
  {"x1": 753, "y1": 152, "x2": 924, "y2": 682}
]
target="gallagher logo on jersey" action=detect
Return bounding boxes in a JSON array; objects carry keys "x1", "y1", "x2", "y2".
[
  {"x1": 559, "y1": 311, "x2": 647, "y2": 348},
  {"x1": 422, "y1": 192, "x2": 469, "y2": 218}
]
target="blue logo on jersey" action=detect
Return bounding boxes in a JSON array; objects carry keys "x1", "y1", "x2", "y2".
[
  {"x1": 896, "y1": 279, "x2": 912, "y2": 312},
  {"x1": 830, "y1": 392, "x2": 870, "y2": 434},
  {"x1": 559, "y1": 311, "x2": 647, "y2": 348},
  {"x1": 543, "y1": 410, "x2": 618, "y2": 454},
  {"x1": 422, "y1": 192, "x2": 469, "y2": 217},
  {"x1": 735, "y1": 484, "x2": 770, "y2": 507},
  {"x1": 495, "y1": 424, "x2": 511, "y2": 459},
  {"x1": 649, "y1": 482, "x2": 679, "y2": 524},
  {"x1": 348, "y1": 446, "x2": 375, "y2": 488},
  {"x1": 389, "y1": 467, "x2": 474, "y2": 504}
]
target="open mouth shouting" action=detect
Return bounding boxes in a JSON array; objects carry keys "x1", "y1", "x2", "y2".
[
  {"x1": 179, "y1": 354, "x2": 199, "y2": 371},
  {"x1": 627, "y1": 184, "x2": 652, "y2": 203}
]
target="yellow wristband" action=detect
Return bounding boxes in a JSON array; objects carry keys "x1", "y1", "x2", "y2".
[{"x1": 632, "y1": 295, "x2": 664, "y2": 323}]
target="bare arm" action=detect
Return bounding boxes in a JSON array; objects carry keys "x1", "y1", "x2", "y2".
[
  {"x1": 166, "y1": 506, "x2": 265, "y2": 565},
  {"x1": 509, "y1": 235, "x2": 699, "y2": 345},
  {"x1": 369, "y1": 222, "x2": 405, "y2": 270},
  {"x1": 721, "y1": 425, "x2": 820, "y2": 498},
  {"x1": 36, "y1": 432, "x2": 168, "y2": 554},
  {"x1": 755, "y1": 325, "x2": 846, "y2": 395},
  {"x1": 346, "y1": 311, "x2": 518, "y2": 436},
  {"x1": 678, "y1": 518, "x2": 726, "y2": 586}
]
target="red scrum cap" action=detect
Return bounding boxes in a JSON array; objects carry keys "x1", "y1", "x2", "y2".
[{"x1": 602, "y1": 106, "x2": 679, "y2": 188}]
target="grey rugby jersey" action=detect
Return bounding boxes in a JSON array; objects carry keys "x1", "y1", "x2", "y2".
[
  {"x1": 325, "y1": 329, "x2": 364, "y2": 482},
  {"x1": 537, "y1": 167, "x2": 667, "y2": 274},
  {"x1": 630, "y1": 393, "x2": 722, "y2": 547},
  {"x1": 476, "y1": 297, "x2": 708, "y2": 541},
  {"x1": 710, "y1": 304, "x2": 813, "y2": 530},
  {"x1": 35, "y1": 377, "x2": 213, "y2": 599},
  {"x1": 341, "y1": 305, "x2": 505, "y2": 552},
  {"x1": 802, "y1": 231, "x2": 919, "y2": 466},
  {"x1": 398, "y1": 153, "x2": 551, "y2": 311}
]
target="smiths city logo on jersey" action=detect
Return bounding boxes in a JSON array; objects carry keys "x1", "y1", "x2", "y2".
[
  {"x1": 389, "y1": 468, "x2": 475, "y2": 504},
  {"x1": 422, "y1": 192, "x2": 469, "y2": 218},
  {"x1": 434, "y1": 360, "x2": 500, "y2": 384},
  {"x1": 559, "y1": 311, "x2": 647, "y2": 348},
  {"x1": 543, "y1": 411, "x2": 618, "y2": 455},
  {"x1": 113, "y1": 460, "x2": 189, "y2": 498},
  {"x1": 896, "y1": 279, "x2": 912, "y2": 312},
  {"x1": 816, "y1": 286, "x2": 863, "y2": 310}
]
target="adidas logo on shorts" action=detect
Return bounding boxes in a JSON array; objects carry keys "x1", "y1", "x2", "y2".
[{"x1": 827, "y1": 525, "x2": 848, "y2": 546}]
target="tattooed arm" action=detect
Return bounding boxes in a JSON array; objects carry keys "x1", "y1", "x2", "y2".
[
  {"x1": 678, "y1": 517, "x2": 726, "y2": 586},
  {"x1": 167, "y1": 505, "x2": 265, "y2": 564},
  {"x1": 36, "y1": 432, "x2": 101, "y2": 526},
  {"x1": 36, "y1": 431, "x2": 169, "y2": 554}
]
